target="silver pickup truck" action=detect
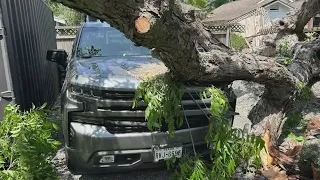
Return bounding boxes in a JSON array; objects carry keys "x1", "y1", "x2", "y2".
[{"x1": 46, "y1": 22, "x2": 236, "y2": 173}]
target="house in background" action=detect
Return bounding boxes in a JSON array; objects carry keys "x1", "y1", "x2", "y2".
[
  {"x1": 264, "y1": 0, "x2": 294, "y2": 21},
  {"x1": 309, "y1": 15, "x2": 320, "y2": 32},
  {"x1": 202, "y1": 0, "x2": 295, "y2": 47}
]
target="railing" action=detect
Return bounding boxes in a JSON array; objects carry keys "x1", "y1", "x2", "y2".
[{"x1": 56, "y1": 26, "x2": 80, "y2": 36}]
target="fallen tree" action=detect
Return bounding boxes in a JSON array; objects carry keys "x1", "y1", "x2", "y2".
[
  {"x1": 53, "y1": 0, "x2": 320, "y2": 177},
  {"x1": 55, "y1": 0, "x2": 319, "y2": 137}
]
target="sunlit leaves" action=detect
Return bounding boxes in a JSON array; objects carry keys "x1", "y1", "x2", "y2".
[
  {"x1": 134, "y1": 79, "x2": 264, "y2": 179},
  {"x1": 202, "y1": 87, "x2": 264, "y2": 179},
  {"x1": 0, "y1": 104, "x2": 60, "y2": 180},
  {"x1": 169, "y1": 155, "x2": 210, "y2": 180},
  {"x1": 133, "y1": 74, "x2": 183, "y2": 136},
  {"x1": 45, "y1": 0, "x2": 82, "y2": 26}
]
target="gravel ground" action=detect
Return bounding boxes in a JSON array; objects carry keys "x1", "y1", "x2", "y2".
[{"x1": 49, "y1": 95, "x2": 170, "y2": 180}]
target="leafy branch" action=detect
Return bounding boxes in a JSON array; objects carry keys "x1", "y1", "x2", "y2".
[
  {"x1": 133, "y1": 74, "x2": 184, "y2": 136},
  {"x1": 0, "y1": 104, "x2": 60, "y2": 180},
  {"x1": 133, "y1": 75, "x2": 265, "y2": 179}
]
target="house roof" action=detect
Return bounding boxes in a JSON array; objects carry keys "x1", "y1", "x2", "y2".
[{"x1": 203, "y1": 0, "x2": 293, "y2": 24}]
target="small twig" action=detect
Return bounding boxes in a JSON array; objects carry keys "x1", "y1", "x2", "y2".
[
  {"x1": 7, "y1": 158, "x2": 17, "y2": 170},
  {"x1": 181, "y1": 104, "x2": 196, "y2": 156},
  {"x1": 182, "y1": 83, "x2": 212, "y2": 156}
]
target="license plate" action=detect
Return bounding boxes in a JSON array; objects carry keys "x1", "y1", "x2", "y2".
[
  {"x1": 99, "y1": 155, "x2": 115, "y2": 164},
  {"x1": 153, "y1": 146, "x2": 183, "y2": 161}
]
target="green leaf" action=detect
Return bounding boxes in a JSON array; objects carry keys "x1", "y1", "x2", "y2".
[
  {"x1": 288, "y1": 132, "x2": 296, "y2": 138},
  {"x1": 153, "y1": 122, "x2": 161, "y2": 128},
  {"x1": 52, "y1": 140, "x2": 61, "y2": 146},
  {"x1": 39, "y1": 102, "x2": 47, "y2": 110},
  {"x1": 132, "y1": 100, "x2": 137, "y2": 109},
  {"x1": 52, "y1": 123, "x2": 60, "y2": 131},
  {"x1": 216, "y1": 140, "x2": 221, "y2": 151},
  {"x1": 0, "y1": 157, "x2": 4, "y2": 169},
  {"x1": 10, "y1": 128, "x2": 20, "y2": 136},
  {"x1": 295, "y1": 136, "x2": 305, "y2": 142},
  {"x1": 227, "y1": 160, "x2": 235, "y2": 174}
]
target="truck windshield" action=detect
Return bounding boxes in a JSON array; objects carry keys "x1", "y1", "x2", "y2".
[{"x1": 77, "y1": 27, "x2": 151, "y2": 58}]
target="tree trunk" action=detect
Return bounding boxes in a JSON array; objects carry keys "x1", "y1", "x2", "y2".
[
  {"x1": 55, "y1": 0, "x2": 320, "y2": 140},
  {"x1": 276, "y1": 0, "x2": 320, "y2": 40}
]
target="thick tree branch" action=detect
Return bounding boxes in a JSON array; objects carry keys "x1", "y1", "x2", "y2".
[
  {"x1": 56, "y1": 0, "x2": 320, "y2": 101},
  {"x1": 276, "y1": 0, "x2": 320, "y2": 40}
]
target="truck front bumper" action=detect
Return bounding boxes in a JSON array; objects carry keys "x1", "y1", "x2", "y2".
[{"x1": 66, "y1": 122, "x2": 209, "y2": 173}]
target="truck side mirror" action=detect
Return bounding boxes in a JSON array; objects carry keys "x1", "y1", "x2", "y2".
[{"x1": 46, "y1": 49, "x2": 67, "y2": 65}]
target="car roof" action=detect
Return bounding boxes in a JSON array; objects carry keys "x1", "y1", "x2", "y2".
[{"x1": 83, "y1": 22, "x2": 111, "y2": 28}]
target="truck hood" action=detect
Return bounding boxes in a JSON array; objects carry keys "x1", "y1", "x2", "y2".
[{"x1": 68, "y1": 56, "x2": 161, "y2": 90}]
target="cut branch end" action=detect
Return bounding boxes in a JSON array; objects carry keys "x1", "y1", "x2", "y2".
[{"x1": 135, "y1": 16, "x2": 150, "y2": 34}]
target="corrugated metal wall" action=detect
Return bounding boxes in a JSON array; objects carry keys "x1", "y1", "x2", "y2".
[{"x1": 0, "y1": 0, "x2": 60, "y2": 110}]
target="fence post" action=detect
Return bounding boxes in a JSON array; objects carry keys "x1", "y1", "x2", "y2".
[
  {"x1": 55, "y1": 26, "x2": 80, "y2": 55},
  {"x1": 226, "y1": 27, "x2": 231, "y2": 47}
]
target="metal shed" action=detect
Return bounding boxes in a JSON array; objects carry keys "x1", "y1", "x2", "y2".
[{"x1": 0, "y1": 0, "x2": 60, "y2": 118}]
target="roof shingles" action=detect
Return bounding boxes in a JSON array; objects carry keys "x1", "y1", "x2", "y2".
[{"x1": 203, "y1": 0, "x2": 294, "y2": 23}]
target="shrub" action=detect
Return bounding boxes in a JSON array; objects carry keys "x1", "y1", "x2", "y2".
[
  {"x1": 231, "y1": 32, "x2": 247, "y2": 51},
  {"x1": 0, "y1": 104, "x2": 60, "y2": 180},
  {"x1": 281, "y1": 110, "x2": 308, "y2": 143},
  {"x1": 276, "y1": 40, "x2": 293, "y2": 66}
]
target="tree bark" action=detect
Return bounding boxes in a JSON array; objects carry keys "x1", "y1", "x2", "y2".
[
  {"x1": 55, "y1": 0, "x2": 320, "y2": 140},
  {"x1": 276, "y1": 0, "x2": 320, "y2": 40}
]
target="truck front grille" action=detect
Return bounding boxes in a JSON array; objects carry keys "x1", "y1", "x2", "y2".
[
  {"x1": 70, "y1": 87, "x2": 235, "y2": 134},
  {"x1": 103, "y1": 115, "x2": 209, "y2": 134}
]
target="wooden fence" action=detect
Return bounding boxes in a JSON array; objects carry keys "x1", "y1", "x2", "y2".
[{"x1": 56, "y1": 26, "x2": 79, "y2": 55}]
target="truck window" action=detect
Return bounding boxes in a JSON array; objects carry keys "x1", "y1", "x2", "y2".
[{"x1": 77, "y1": 27, "x2": 151, "y2": 58}]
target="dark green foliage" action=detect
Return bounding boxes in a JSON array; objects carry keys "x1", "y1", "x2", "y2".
[
  {"x1": 297, "y1": 81, "x2": 314, "y2": 101},
  {"x1": 214, "y1": 0, "x2": 230, "y2": 8},
  {"x1": 276, "y1": 40, "x2": 293, "y2": 66},
  {"x1": 231, "y1": 33, "x2": 247, "y2": 51},
  {"x1": 282, "y1": 110, "x2": 308, "y2": 143},
  {"x1": 170, "y1": 156, "x2": 209, "y2": 180},
  {"x1": 0, "y1": 104, "x2": 60, "y2": 180}
]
